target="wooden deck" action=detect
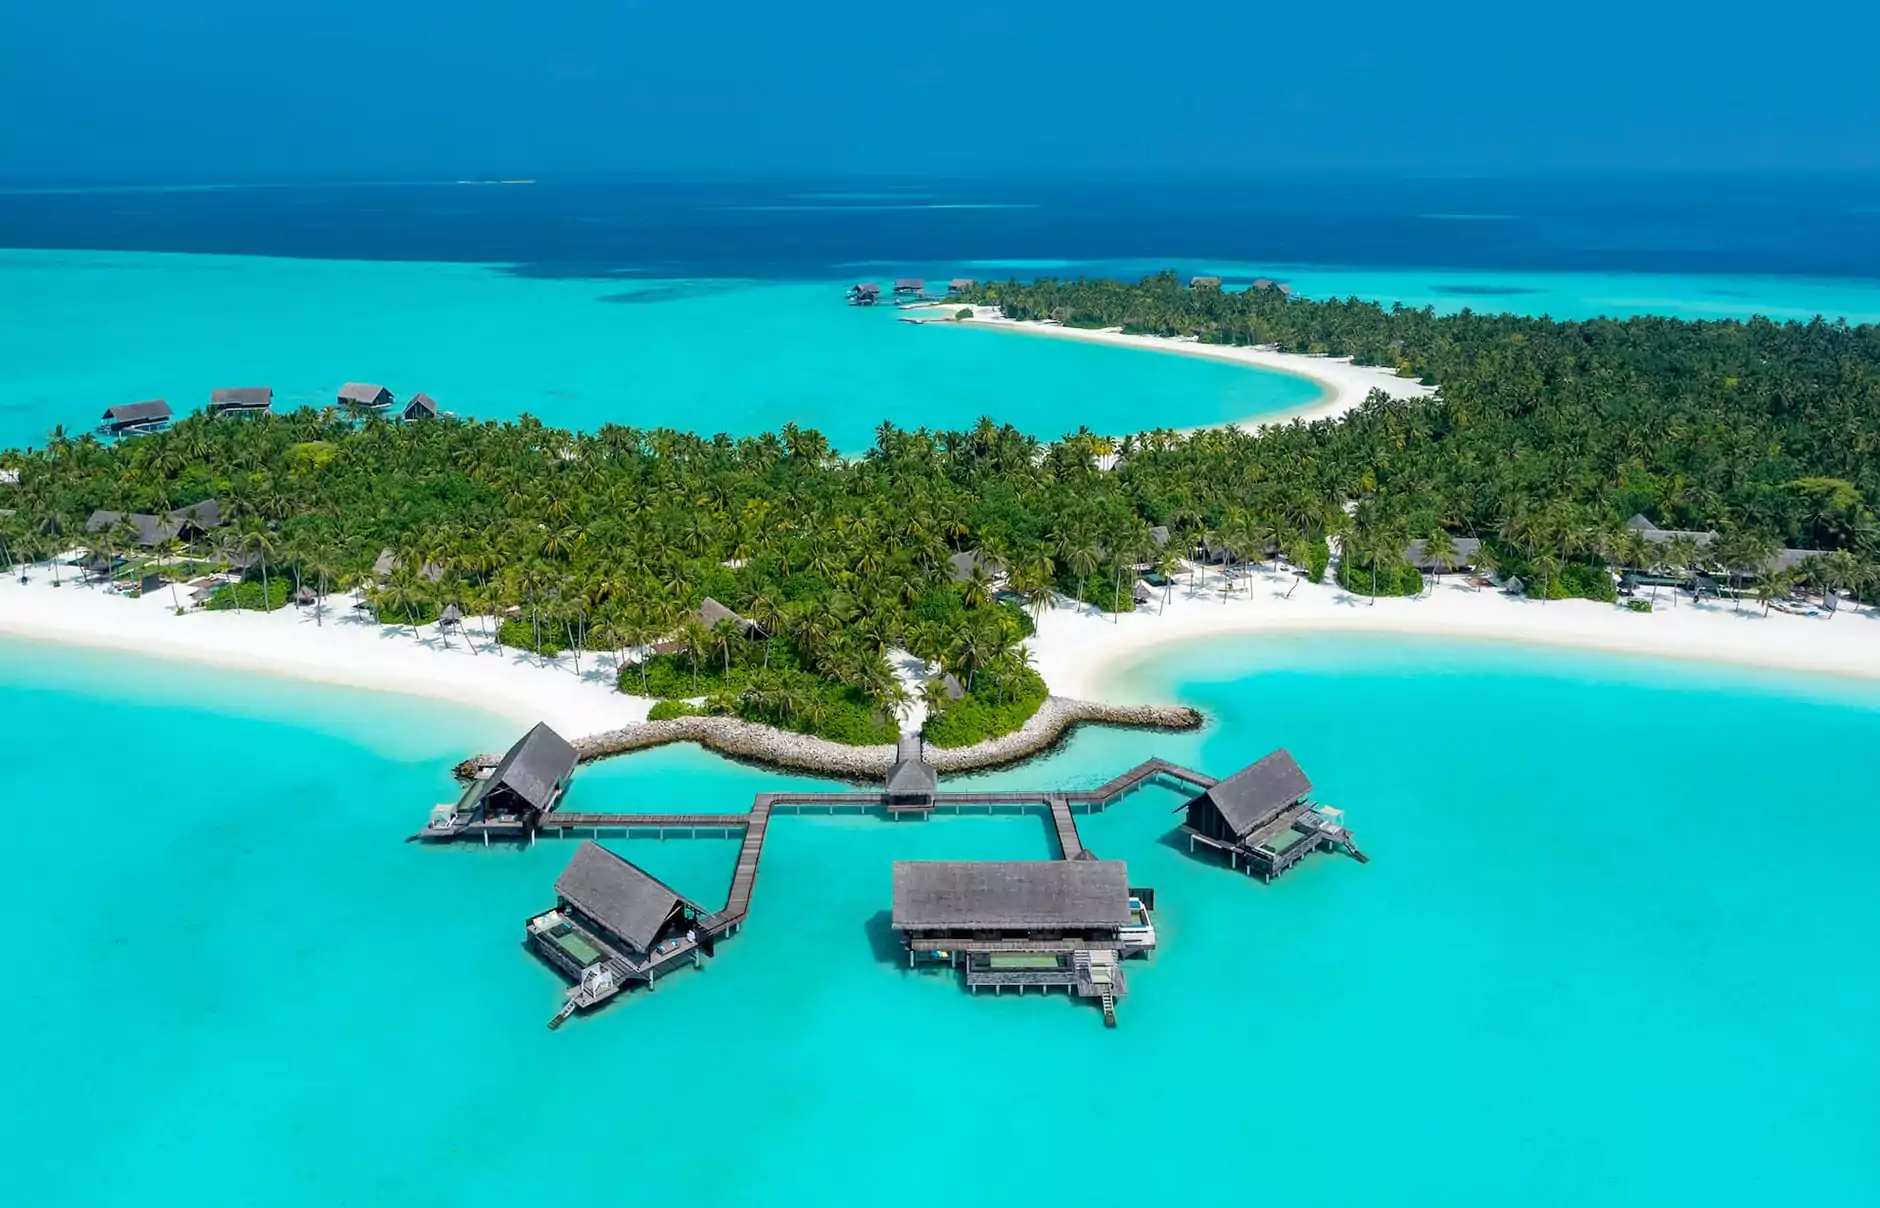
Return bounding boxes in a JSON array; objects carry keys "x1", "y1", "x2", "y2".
[
  {"x1": 441, "y1": 753, "x2": 1355, "y2": 1021},
  {"x1": 1048, "y1": 796, "x2": 1084, "y2": 859}
]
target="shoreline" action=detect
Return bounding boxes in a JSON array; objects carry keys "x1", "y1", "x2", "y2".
[
  {"x1": 905, "y1": 306, "x2": 1435, "y2": 426},
  {"x1": 1028, "y1": 562, "x2": 1880, "y2": 705}
]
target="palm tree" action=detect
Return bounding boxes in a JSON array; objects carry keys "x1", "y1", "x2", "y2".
[
  {"x1": 239, "y1": 522, "x2": 278, "y2": 612},
  {"x1": 1421, "y1": 529, "x2": 1458, "y2": 593}
]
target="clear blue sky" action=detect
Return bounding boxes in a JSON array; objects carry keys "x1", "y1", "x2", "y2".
[{"x1": 3, "y1": 0, "x2": 1876, "y2": 179}]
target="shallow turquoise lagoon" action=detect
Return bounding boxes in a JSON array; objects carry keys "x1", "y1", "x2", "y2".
[
  {"x1": 5, "y1": 632, "x2": 1878, "y2": 1205},
  {"x1": 0, "y1": 249, "x2": 1320, "y2": 452},
  {"x1": 7, "y1": 249, "x2": 1880, "y2": 453}
]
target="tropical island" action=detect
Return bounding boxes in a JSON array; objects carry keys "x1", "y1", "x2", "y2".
[{"x1": 4, "y1": 271, "x2": 1880, "y2": 767}]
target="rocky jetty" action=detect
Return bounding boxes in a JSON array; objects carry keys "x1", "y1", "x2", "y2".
[{"x1": 454, "y1": 696, "x2": 1202, "y2": 783}]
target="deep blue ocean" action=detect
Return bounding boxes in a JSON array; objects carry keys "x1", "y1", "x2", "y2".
[{"x1": 5, "y1": 171, "x2": 1879, "y2": 281}]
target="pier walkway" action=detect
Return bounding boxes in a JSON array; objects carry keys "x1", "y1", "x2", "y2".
[{"x1": 431, "y1": 756, "x2": 1276, "y2": 956}]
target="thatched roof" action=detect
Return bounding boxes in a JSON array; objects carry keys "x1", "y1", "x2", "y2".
[
  {"x1": 101, "y1": 400, "x2": 172, "y2": 426},
  {"x1": 947, "y1": 549, "x2": 1002, "y2": 584},
  {"x1": 694, "y1": 597, "x2": 764, "y2": 637},
  {"x1": 209, "y1": 387, "x2": 272, "y2": 411},
  {"x1": 85, "y1": 499, "x2": 216, "y2": 548},
  {"x1": 1148, "y1": 525, "x2": 1171, "y2": 548},
  {"x1": 894, "y1": 278, "x2": 925, "y2": 290},
  {"x1": 948, "y1": 278, "x2": 976, "y2": 291},
  {"x1": 403, "y1": 392, "x2": 440, "y2": 419},
  {"x1": 1402, "y1": 537, "x2": 1483, "y2": 570},
  {"x1": 1625, "y1": 514, "x2": 1717, "y2": 547},
  {"x1": 338, "y1": 382, "x2": 392, "y2": 407},
  {"x1": 1195, "y1": 749, "x2": 1312, "y2": 838},
  {"x1": 372, "y1": 548, "x2": 443, "y2": 582},
  {"x1": 477, "y1": 722, "x2": 578, "y2": 814},
  {"x1": 1190, "y1": 275, "x2": 1222, "y2": 289},
  {"x1": 891, "y1": 860, "x2": 1131, "y2": 931},
  {"x1": 440, "y1": 603, "x2": 463, "y2": 624},
  {"x1": 555, "y1": 841, "x2": 691, "y2": 954},
  {"x1": 1132, "y1": 580, "x2": 1154, "y2": 604},
  {"x1": 940, "y1": 673, "x2": 965, "y2": 702}
]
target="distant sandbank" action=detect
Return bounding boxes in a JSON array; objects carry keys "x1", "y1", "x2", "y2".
[{"x1": 904, "y1": 305, "x2": 1435, "y2": 427}]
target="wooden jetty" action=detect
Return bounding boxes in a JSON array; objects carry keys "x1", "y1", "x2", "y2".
[{"x1": 422, "y1": 725, "x2": 1362, "y2": 1027}]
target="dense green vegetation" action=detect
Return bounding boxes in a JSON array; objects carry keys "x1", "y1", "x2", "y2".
[
  {"x1": 961, "y1": 272, "x2": 1880, "y2": 603},
  {"x1": 5, "y1": 268, "x2": 1880, "y2": 745},
  {"x1": 924, "y1": 665, "x2": 1050, "y2": 748},
  {"x1": 207, "y1": 578, "x2": 290, "y2": 611}
]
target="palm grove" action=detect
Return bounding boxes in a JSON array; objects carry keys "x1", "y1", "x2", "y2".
[{"x1": 3, "y1": 272, "x2": 1879, "y2": 737}]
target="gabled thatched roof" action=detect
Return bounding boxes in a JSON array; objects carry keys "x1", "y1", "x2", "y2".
[
  {"x1": 891, "y1": 860, "x2": 1131, "y2": 930},
  {"x1": 1402, "y1": 537, "x2": 1482, "y2": 570},
  {"x1": 1195, "y1": 749, "x2": 1312, "y2": 838},
  {"x1": 338, "y1": 382, "x2": 392, "y2": 407},
  {"x1": 209, "y1": 387, "x2": 272, "y2": 411},
  {"x1": 479, "y1": 722, "x2": 578, "y2": 814},
  {"x1": 556, "y1": 841, "x2": 692, "y2": 954},
  {"x1": 947, "y1": 549, "x2": 1002, "y2": 583},
  {"x1": 101, "y1": 400, "x2": 172, "y2": 425},
  {"x1": 403, "y1": 392, "x2": 440, "y2": 418}
]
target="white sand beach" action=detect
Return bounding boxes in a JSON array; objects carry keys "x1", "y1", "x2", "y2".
[
  {"x1": 1028, "y1": 561, "x2": 1880, "y2": 702},
  {"x1": 0, "y1": 570, "x2": 650, "y2": 736},
  {"x1": 908, "y1": 306, "x2": 1435, "y2": 425},
  {"x1": 5, "y1": 556, "x2": 1880, "y2": 751}
]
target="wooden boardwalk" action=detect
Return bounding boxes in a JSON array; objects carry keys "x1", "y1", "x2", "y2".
[
  {"x1": 1048, "y1": 796, "x2": 1084, "y2": 859},
  {"x1": 438, "y1": 756, "x2": 1230, "y2": 952}
]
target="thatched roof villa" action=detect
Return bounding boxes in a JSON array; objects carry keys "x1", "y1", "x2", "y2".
[
  {"x1": 99, "y1": 399, "x2": 172, "y2": 437},
  {"x1": 402, "y1": 392, "x2": 441, "y2": 421},
  {"x1": 208, "y1": 387, "x2": 273, "y2": 418},
  {"x1": 1180, "y1": 749, "x2": 1348, "y2": 881},
  {"x1": 527, "y1": 840, "x2": 712, "y2": 1016},
  {"x1": 337, "y1": 382, "x2": 394, "y2": 410}
]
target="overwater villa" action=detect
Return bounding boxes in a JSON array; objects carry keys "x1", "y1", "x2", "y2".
[
  {"x1": 892, "y1": 859, "x2": 1155, "y2": 1025},
  {"x1": 208, "y1": 387, "x2": 273, "y2": 418},
  {"x1": 423, "y1": 721, "x2": 578, "y2": 841},
  {"x1": 98, "y1": 399, "x2": 172, "y2": 438},
  {"x1": 947, "y1": 277, "x2": 976, "y2": 293},
  {"x1": 893, "y1": 277, "x2": 925, "y2": 296},
  {"x1": 1189, "y1": 275, "x2": 1223, "y2": 289},
  {"x1": 1180, "y1": 749, "x2": 1365, "y2": 880},
  {"x1": 848, "y1": 282, "x2": 881, "y2": 305},
  {"x1": 402, "y1": 392, "x2": 441, "y2": 421},
  {"x1": 337, "y1": 382, "x2": 394, "y2": 411},
  {"x1": 527, "y1": 840, "x2": 714, "y2": 1025}
]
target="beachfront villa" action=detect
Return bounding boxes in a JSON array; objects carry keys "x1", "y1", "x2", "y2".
[
  {"x1": 947, "y1": 549, "x2": 1003, "y2": 584},
  {"x1": 424, "y1": 721, "x2": 579, "y2": 841},
  {"x1": 526, "y1": 840, "x2": 713, "y2": 1023},
  {"x1": 84, "y1": 498, "x2": 223, "y2": 550},
  {"x1": 208, "y1": 387, "x2": 273, "y2": 418},
  {"x1": 98, "y1": 399, "x2": 173, "y2": 437},
  {"x1": 1622, "y1": 514, "x2": 1824, "y2": 579},
  {"x1": 1180, "y1": 749, "x2": 1364, "y2": 880},
  {"x1": 1403, "y1": 537, "x2": 1484, "y2": 572},
  {"x1": 892, "y1": 859, "x2": 1153, "y2": 1025}
]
